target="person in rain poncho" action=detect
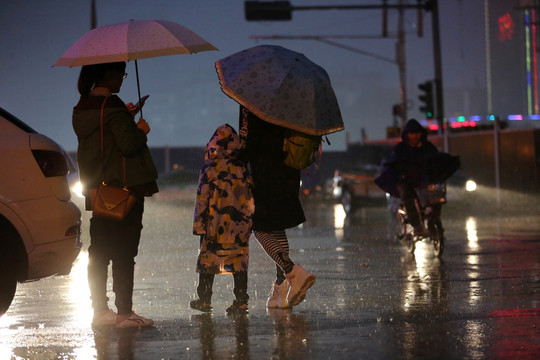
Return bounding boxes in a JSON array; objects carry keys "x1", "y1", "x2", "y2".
[
  {"x1": 191, "y1": 124, "x2": 254, "y2": 314},
  {"x1": 383, "y1": 119, "x2": 440, "y2": 236},
  {"x1": 239, "y1": 106, "x2": 316, "y2": 309}
]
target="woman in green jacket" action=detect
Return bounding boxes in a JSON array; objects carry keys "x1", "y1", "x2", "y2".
[{"x1": 72, "y1": 61, "x2": 158, "y2": 328}]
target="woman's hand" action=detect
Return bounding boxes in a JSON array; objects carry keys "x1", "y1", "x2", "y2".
[
  {"x1": 126, "y1": 102, "x2": 140, "y2": 117},
  {"x1": 136, "y1": 118, "x2": 151, "y2": 134}
]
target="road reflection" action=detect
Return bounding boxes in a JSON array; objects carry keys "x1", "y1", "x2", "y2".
[
  {"x1": 399, "y1": 245, "x2": 449, "y2": 359},
  {"x1": 267, "y1": 309, "x2": 308, "y2": 359},
  {"x1": 190, "y1": 313, "x2": 250, "y2": 360},
  {"x1": 192, "y1": 314, "x2": 216, "y2": 359},
  {"x1": 92, "y1": 325, "x2": 165, "y2": 360},
  {"x1": 466, "y1": 217, "x2": 478, "y2": 247},
  {"x1": 66, "y1": 251, "x2": 93, "y2": 328},
  {"x1": 333, "y1": 204, "x2": 346, "y2": 242},
  {"x1": 0, "y1": 250, "x2": 96, "y2": 359},
  {"x1": 488, "y1": 308, "x2": 540, "y2": 358},
  {"x1": 401, "y1": 243, "x2": 448, "y2": 314}
]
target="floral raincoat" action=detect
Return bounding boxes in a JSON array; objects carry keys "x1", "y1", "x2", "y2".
[{"x1": 193, "y1": 124, "x2": 254, "y2": 274}]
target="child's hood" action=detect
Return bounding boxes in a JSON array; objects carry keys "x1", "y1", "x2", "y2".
[{"x1": 205, "y1": 123, "x2": 241, "y2": 161}]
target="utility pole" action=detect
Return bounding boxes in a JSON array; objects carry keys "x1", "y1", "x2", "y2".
[
  {"x1": 397, "y1": 0, "x2": 407, "y2": 127},
  {"x1": 430, "y1": 0, "x2": 444, "y2": 136}
]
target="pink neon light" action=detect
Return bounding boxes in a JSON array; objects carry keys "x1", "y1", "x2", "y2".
[
  {"x1": 534, "y1": 10, "x2": 539, "y2": 113},
  {"x1": 448, "y1": 121, "x2": 477, "y2": 129}
]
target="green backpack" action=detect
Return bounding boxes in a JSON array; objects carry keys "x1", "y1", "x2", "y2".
[{"x1": 282, "y1": 130, "x2": 322, "y2": 170}]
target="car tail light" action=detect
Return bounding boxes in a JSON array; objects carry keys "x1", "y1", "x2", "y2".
[
  {"x1": 66, "y1": 221, "x2": 83, "y2": 249},
  {"x1": 64, "y1": 224, "x2": 80, "y2": 237},
  {"x1": 32, "y1": 150, "x2": 69, "y2": 177}
]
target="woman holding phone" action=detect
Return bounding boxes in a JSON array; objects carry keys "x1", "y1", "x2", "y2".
[{"x1": 72, "y1": 61, "x2": 159, "y2": 328}]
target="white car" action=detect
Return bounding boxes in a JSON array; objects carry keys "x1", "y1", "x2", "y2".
[{"x1": 0, "y1": 107, "x2": 82, "y2": 316}]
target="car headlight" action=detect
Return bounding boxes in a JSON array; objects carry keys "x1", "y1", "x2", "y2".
[
  {"x1": 72, "y1": 181, "x2": 84, "y2": 198},
  {"x1": 465, "y1": 179, "x2": 477, "y2": 192}
]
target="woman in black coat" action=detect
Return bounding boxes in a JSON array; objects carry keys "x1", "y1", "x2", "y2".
[{"x1": 239, "y1": 106, "x2": 315, "y2": 308}]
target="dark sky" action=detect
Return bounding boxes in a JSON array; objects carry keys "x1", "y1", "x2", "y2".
[{"x1": 0, "y1": 0, "x2": 485, "y2": 151}]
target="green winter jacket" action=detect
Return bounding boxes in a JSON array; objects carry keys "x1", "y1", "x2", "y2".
[{"x1": 72, "y1": 94, "x2": 158, "y2": 199}]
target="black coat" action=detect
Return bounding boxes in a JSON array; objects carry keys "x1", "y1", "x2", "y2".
[{"x1": 240, "y1": 111, "x2": 305, "y2": 231}]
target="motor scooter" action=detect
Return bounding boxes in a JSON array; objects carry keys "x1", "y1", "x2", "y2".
[{"x1": 395, "y1": 183, "x2": 446, "y2": 257}]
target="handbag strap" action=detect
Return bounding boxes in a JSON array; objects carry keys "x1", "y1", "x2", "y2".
[{"x1": 99, "y1": 96, "x2": 128, "y2": 187}]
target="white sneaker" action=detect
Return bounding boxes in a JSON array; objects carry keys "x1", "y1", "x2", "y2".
[
  {"x1": 115, "y1": 311, "x2": 154, "y2": 329},
  {"x1": 92, "y1": 309, "x2": 117, "y2": 327},
  {"x1": 286, "y1": 264, "x2": 316, "y2": 307},
  {"x1": 266, "y1": 280, "x2": 290, "y2": 308}
]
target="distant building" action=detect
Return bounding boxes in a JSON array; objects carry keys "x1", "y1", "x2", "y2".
[{"x1": 487, "y1": 0, "x2": 539, "y2": 116}]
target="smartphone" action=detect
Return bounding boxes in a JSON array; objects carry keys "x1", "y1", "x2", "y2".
[{"x1": 134, "y1": 94, "x2": 150, "y2": 108}]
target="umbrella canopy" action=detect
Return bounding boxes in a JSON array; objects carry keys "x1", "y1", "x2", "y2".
[
  {"x1": 54, "y1": 19, "x2": 217, "y2": 67},
  {"x1": 215, "y1": 45, "x2": 344, "y2": 136},
  {"x1": 54, "y1": 19, "x2": 217, "y2": 112}
]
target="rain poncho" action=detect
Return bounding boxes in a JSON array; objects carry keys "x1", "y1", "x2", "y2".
[
  {"x1": 375, "y1": 119, "x2": 459, "y2": 197},
  {"x1": 193, "y1": 124, "x2": 254, "y2": 274}
]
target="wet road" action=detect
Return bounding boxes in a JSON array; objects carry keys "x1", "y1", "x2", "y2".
[{"x1": 1, "y1": 186, "x2": 539, "y2": 359}]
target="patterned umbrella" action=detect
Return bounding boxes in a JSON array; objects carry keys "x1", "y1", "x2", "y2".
[
  {"x1": 215, "y1": 45, "x2": 344, "y2": 136},
  {"x1": 54, "y1": 19, "x2": 217, "y2": 107}
]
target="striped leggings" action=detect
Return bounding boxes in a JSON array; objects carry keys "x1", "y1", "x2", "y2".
[{"x1": 254, "y1": 230, "x2": 295, "y2": 283}]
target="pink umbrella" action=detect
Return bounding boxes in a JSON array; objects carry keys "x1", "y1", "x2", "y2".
[{"x1": 54, "y1": 19, "x2": 218, "y2": 109}]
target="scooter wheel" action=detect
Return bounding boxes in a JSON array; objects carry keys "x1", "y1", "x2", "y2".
[{"x1": 429, "y1": 219, "x2": 445, "y2": 257}]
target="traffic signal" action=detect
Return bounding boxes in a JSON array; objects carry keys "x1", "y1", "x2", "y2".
[
  {"x1": 418, "y1": 81, "x2": 434, "y2": 119},
  {"x1": 245, "y1": 1, "x2": 292, "y2": 21}
]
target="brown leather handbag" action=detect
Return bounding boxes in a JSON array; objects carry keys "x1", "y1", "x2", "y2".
[
  {"x1": 89, "y1": 96, "x2": 137, "y2": 221},
  {"x1": 90, "y1": 182, "x2": 137, "y2": 221}
]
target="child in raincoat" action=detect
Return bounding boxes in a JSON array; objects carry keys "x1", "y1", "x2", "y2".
[{"x1": 191, "y1": 123, "x2": 254, "y2": 314}]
